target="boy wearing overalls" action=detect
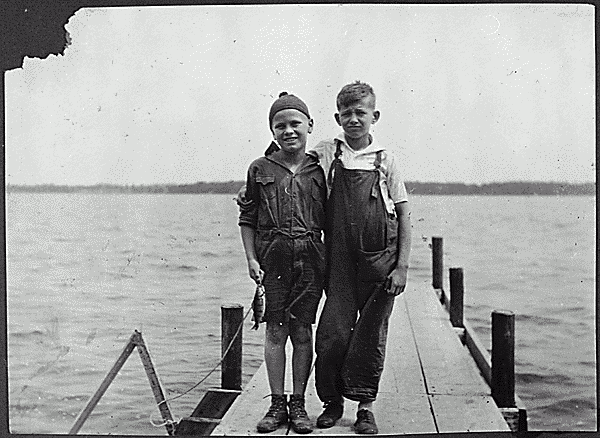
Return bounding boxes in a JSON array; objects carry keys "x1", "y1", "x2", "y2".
[
  {"x1": 309, "y1": 81, "x2": 412, "y2": 434},
  {"x1": 239, "y1": 92, "x2": 327, "y2": 434}
]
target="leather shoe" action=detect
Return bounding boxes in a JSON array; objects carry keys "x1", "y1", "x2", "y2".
[
  {"x1": 354, "y1": 409, "x2": 378, "y2": 434},
  {"x1": 316, "y1": 401, "x2": 343, "y2": 428}
]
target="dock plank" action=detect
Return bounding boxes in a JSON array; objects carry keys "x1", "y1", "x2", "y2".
[
  {"x1": 384, "y1": 294, "x2": 428, "y2": 395},
  {"x1": 429, "y1": 394, "x2": 510, "y2": 432},
  {"x1": 295, "y1": 390, "x2": 436, "y2": 435},
  {"x1": 291, "y1": 294, "x2": 432, "y2": 435},
  {"x1": 212, "y1": 281, "x2": 511, "y2": 435},
  {"x1": 403, "y1": 282, "x2": 491, "y2": 396},
  {"x1": 212, "y1": 364, "x2": 290, "y2": 436},
  {"x1": 294, "y1": 365, "x2": 435, "y2": 435}
]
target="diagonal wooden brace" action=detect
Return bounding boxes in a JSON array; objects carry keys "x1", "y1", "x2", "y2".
[
  {"x1": 69, "y1": 330, "x2": 175, "y2": 435},
  {"x1": 132, "y1": 330, "x2": 176, "y2": 435}
]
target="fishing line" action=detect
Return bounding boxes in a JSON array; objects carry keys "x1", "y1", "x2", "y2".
[{"x1": 148, "y1": 301, "x2": 254, "y2": 428}]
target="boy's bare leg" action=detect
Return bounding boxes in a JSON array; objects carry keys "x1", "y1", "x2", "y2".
[
  {"x1": 265, "y1": 322, "x2": 289, "y2": 394},
  {"x1": 289, "y1": 320, "x2": 313, "y2": 395},
  {"x1": 288, "y1": 320, "x2": 314, "y2": 433},
  {"x1": 257, "y1": 322, "x2": 290, "y2": 433}
]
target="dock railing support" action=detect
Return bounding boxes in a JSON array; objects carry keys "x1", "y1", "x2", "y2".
[
  {"x1": 491, "y1": 310, "x2": 515, "y2": 407},
  {"x1": 135, "y1": 332, "x2": 176, "y2": 435},
  {"x1": 449, "y1": 268, "x2": 464, "y2": 328},
  {"x1": 221, "y1": 304, "x2": 243, "y2": 391},
  {"x1": 428, "y1": 238, "x2": 527, "y2": 432},
  {"x1": 175, "y1": 304, "x2": 244, "y2": 435},
  {"x1": 69, "y1": 330, "x2": 175, "y2": 435},
  {"x1": 432, "y1": 236, "x2": 444, "y2": 290}
]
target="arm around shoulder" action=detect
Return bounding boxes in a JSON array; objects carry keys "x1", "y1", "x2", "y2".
[
  {"x1": 309, "y1": 139, "x2": 335, "y2": 160},
  {"x1": 238, "y1": 163, "x2": 259, "y2": 228}
]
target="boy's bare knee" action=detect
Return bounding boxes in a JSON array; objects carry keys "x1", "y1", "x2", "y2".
[
  {"x1": 266, "y1": 322, "x2": 289, "y2": 345},
  {"x1": 290, "y1": 321, "x2": 313, "y2": 345}
]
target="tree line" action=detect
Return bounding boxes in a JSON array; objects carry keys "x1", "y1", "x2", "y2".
[{"x1": 5, "y1": 181, "x2": 595, "y2": 195}]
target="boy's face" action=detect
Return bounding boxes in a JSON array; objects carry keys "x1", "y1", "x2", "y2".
[
  {"x1": 335, "y1": 95, "x2": 380, "y2": 141},
  {"x1": 271, "y1": 109, "x2": 313, "y2": 154}
]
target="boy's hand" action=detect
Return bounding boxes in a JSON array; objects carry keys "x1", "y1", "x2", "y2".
[
  {"x1": 236, "y1": 185, "x2": 248, "y2": 206},
  {"x1": 386, "y1": 266, "x2": 408, "y2": 296},
  {"x1": 247, "y1": 259, "x2": 264, "y2": 284}
]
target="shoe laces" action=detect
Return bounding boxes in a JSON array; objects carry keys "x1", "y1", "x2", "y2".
[
  {"x1": 266, "y1": 394, "x2": 287, "y2": 417},
  {"x1": 289, "y1": 396, "x2": 308, "y2": 418},
  {"x1": 357, "y1": 409, "x2": 375, "y2": 423}
]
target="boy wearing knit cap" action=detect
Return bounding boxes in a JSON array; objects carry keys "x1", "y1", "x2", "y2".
[{"x1": 239, "y1": 92, "x2": 327, "y2": 434}]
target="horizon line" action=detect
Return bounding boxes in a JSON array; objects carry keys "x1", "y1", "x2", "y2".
[{"x1": 5, "y1": 180, "x2": 596, "y2": 187}]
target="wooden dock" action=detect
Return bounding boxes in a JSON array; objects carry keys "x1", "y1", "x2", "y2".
[
  {"x1": 67, "y1": 237, "x2": 525, "y2": 436},
  {"x1": 210, "y1": 279, "x2": 510, "y2": 435}
]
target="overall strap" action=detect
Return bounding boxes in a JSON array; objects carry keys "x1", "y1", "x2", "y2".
[
  {"x1": 327, "y1": 139, "x2": 344, "y2": 188},
  {"x1": 371, "y1": 151, "x2": 385, "y2": 199},
  {"x1": 373, "y1": 150, "x2": 383, "y2": 169}
]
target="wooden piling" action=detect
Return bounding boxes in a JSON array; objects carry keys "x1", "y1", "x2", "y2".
[
  {"x1": 449, "y1": 268, "x2": 464, "y2": 328},
  {"x1": 491, "y1": 310, "x2": 515, "y2": 407},
  {"x1": 432, "y1": 236, "x2": 443, "y2": 290},
  {"x1": 221, "y1": 304, "x2": 243, "y2": 390},
  {"x1": 175, "y1": 308, "x2": 244, "y2": 436}
]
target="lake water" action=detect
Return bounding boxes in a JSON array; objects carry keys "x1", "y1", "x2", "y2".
[{"x1": 5, "y1": 193, "x2": 596, "y2": 433}]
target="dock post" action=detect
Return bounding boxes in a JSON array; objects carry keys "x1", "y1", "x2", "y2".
[
  {"x1": 221, "y1": 304, "x2": 243, "y2": 390},
  {"x1": 491, "y1": 310, "x2": 515, "y2": 407},
  {"x1": 449, "y1": 268, "x2": 464, "y2": 328},
  {"x1": 432, "y1": 236, "x2": 443, "y2": 290}
]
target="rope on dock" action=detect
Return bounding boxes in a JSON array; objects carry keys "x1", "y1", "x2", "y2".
[
  {"x1": 148, "y1": 303, "x2": 254, "y2": 427},
  {"x1": 70, "y1": 303, "x2": 252, "y2": 434}
]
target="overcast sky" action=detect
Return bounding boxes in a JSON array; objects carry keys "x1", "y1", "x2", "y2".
[{"x1": 5, "y1": 3, "x2": 595, "y2": 185}]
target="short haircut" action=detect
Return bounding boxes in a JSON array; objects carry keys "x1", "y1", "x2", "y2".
[{"x1": 336, "y1": 80, "x2": 376, "y2": 109}]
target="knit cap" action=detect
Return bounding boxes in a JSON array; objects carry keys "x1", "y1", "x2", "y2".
[{"x1": 268, "y1": 92, "x2": 311, "y2": 128}]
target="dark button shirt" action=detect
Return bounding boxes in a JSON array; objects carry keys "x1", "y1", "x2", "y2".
[{"x1": 239, "y1": 145, "x2": 326, "y2": 238}]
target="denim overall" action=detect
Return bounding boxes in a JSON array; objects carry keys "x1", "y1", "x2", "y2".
[{"x1": 315, "y1": 139, "x2": 398, "y2": 403}]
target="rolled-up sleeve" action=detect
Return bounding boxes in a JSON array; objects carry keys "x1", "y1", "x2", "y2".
[
  {"x1": 385, "y1": 152, "x2": 409, "y2": 204},
  {"x1": 238, "y1": 165, "x2": 259, "y2": 228}
]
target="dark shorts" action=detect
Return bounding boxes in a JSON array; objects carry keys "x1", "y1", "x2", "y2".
[{"x1": 255, "y1": 233, "x2": 325, "y2": 324}]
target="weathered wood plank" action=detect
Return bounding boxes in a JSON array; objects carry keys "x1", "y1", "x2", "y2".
[
  {"x1": 299, "y1": 372, "x2": 357, "y2": 436},
  {"x1": 294, "y1": 376, "x2": 435, "y2": 435},
  {"x1": 211, "y1": 364, "x2": 290, "y2": 436},
  {"x1": 293, "y1": 295, "x2": 434, "y2": 435},
  {"x1": 440, "y1": 288, "x2": 528, "y2": 429},
  {"x1": 191, "y1": 388, "x2": 241, "y2": 418},
  {"x1": 383, "y1": 295, "x2": 427, "y2": 395},
  {"x1": 213, "y1": 281, "x2": 511, "y2": 435},
  {"x1": 299, "y1": 392, "x2": 436, "y2": 435},
  {"x1": 175, "y1": 417, "x2": 221, "y2": 436},
  {"x1": 374, "y1": 392, "x2": 437, "y2": 435},
  {"x1": 403, "y1": 283, "x2": 490, "y2": 396},
  {"x1": 429, "y1": 394, "x2": 510, "y2": 432}
]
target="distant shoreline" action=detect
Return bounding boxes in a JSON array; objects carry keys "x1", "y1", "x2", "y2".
[{"x1": 5, "y1": 181, "x2": 595, "y2": 196}]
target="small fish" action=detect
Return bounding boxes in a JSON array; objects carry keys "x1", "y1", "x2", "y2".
[{"x1": 252, "y1": 283, "x2": 265, "y2": 330}]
